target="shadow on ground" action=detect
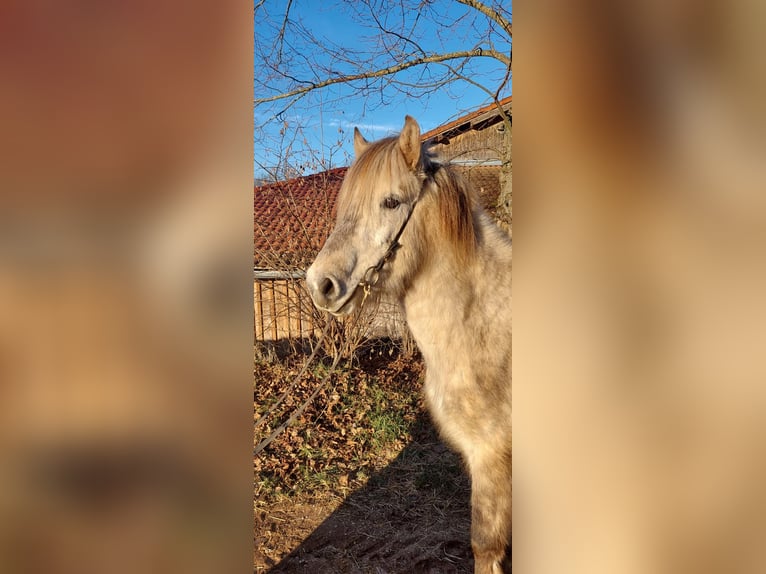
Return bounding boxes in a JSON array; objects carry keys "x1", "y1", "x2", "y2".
[{"x1": 264, "y1": 413, "x2": 475, "y2": 574}]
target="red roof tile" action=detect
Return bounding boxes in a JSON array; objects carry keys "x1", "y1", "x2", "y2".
[{"x1": 254, "y1": 167, "x2": 346, "y2": 269}]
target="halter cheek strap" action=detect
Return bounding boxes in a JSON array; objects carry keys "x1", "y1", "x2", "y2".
[
  {"x1": 355, "y1": 162, "x2": 437, "y2": 303},
  {"x1": 359, "y1": 195, "x2": 420, "y2": 297}
]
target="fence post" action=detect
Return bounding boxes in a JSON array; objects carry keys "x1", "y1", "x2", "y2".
[
  {"x1": 256, "y1": 281, "x2": 265, "y2": 340},
  {"x1": 269, "y1": 281, "x2": 278, "y2": 340},
  {"x1": 296, "y1": 282, "x2": 303, "y2": 338},
  {"x1": 285, "y1": 280, "x2": 292, "y2": 340}
]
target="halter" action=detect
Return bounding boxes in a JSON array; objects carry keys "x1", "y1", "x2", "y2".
[
  {"x1": 359, "y1": 195, "x2": 419, "y2": 298},
  {"x1": 357, "y1": 163, "x2": 436, "y2": 302}
]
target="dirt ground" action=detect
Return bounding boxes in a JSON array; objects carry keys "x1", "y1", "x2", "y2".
[
  {"x1": 255, "y1": 347, "x2": 482, "y2": 573},
  {"x1": 255, "y1": 431, "x2": 474, "y2": 573}
]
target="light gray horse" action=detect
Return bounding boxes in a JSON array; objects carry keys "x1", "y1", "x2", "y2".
[{"x1": 306, "y1": 116, "x2": 512, "y2": 574}]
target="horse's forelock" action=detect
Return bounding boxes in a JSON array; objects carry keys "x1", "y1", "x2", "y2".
[{"x1": 337, "y1": 137, "x2": 415, "y2": 216}]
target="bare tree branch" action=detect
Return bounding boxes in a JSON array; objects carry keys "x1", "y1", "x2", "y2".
[
  {"x1": 276, "y1": 0, "x2": 295, "y2": 63},
  {"x1": 456, "y1": 0, "x2": 512, "y2": 38},
  {"x1": 254, "y1": 0, "x2": 513, "y2": 232},
  {"x1": 255, "y1": 48, "x2": 510, "y2": 104}
]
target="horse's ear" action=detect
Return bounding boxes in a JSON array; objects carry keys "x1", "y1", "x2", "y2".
[
  {"x1": 353, "y1": 127, "x2": 369, "y2": 157},
  {"x1": 399, "y1": 115, "x2": 421, "y2": 170}
]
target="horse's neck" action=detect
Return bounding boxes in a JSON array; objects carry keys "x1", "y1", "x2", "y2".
[
  {"x1": 402, "y1": 214, "x2": 506, "y2": 369},
  {"x1": 403, "y1": 264, "x2": 472, "y2": 361}
]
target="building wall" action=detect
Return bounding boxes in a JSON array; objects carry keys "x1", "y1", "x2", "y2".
[
  {"x1": 430, "y1": 118, "x2": 512, "y2": 232},
  {"x1": 498, "y1": 120, "x2": 512, "y2": 232},
  {"x1": 429, "y1": 122, "x2": 507, "y2": 164}
]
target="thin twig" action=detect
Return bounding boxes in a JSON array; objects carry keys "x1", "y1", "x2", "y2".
[
  {"x1": 254, "y1": 341, "x2": 342, "y2": 456},
  {"x1": 254, "y1": 292, "x2": 380, "y2": 455},
  {"x1": 254, "y1": 319, "x2": 333, "y2": 429}
]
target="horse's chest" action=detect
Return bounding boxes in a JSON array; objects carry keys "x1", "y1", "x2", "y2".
[
  {"x1": 404, "y1": 290, "x2": 508, "y2": 453},
  {"x1": 422, "y1": 366, "x2": 484, "y2": 451}
]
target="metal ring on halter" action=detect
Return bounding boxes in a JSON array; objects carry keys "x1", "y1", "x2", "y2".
[
  {"x1": 363, "y1": 265, "x2": 381, "y2": 289},
  {"x1": 360, "y1": 264, "x2": 380, "y2": 300}
]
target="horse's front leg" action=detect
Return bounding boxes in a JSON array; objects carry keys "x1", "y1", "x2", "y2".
[{"x1": 469, "y1": 450, "x2": 512, "y2": 574}]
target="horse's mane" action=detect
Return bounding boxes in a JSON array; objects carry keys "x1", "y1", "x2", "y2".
[
  {"x1": 340, "y1": 138, "x2": 477, "y2": 263},
  {"x1": 427, "y1": 157, "x2": 476, "y2": 264}
]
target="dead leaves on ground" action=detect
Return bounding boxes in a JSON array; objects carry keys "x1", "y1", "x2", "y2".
[{"x1": 254, "y1": 348, "x2": 425, "y2": 499}]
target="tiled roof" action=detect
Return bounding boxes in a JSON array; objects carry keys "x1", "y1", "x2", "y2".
[
  {"x1": 422, "y1": 96, "x2": 512, "y2": 144},
  {"x1": 253, "y1": 164, "x2": 502, "y2": 270},
  {"x1": 254, "y1": 167, "x2": 346, "y2": 269}
]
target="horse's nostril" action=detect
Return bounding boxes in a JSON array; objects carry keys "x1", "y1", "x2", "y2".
[
  {"x1": 309, "y1": 271, "x2": 344, "y2": 308},
  {"x1": 319, "y1": 277, "x2": 336, "y2": 298}
]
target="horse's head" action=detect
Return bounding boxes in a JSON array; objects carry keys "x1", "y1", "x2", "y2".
[{"x1": 306, "y1": 115, "x2": 427, "y2": 315}]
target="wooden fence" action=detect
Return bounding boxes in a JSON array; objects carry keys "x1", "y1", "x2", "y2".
[
  {"x1": 254, "y1": 269, "x2": 411, "y2": 345},
  {"x1": 254, "y1": 271, "x2": 320, "y2": 341}
]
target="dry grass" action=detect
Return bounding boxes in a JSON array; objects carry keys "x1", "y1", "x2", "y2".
[
  {"x1": 254, "y1": 344, "x2": 474, "y2": 573},
  {"x1": 255, "y1": 343, "x2": 427, "y2": 500}
]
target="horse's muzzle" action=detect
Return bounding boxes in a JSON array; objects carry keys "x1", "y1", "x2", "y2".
[{"x1": 305, "y1": 269, "x2": 349, "y2": 314}]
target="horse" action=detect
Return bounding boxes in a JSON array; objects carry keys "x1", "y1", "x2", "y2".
[{"x1": 306, "y1": 115, "x2": 512, "y2": 573}]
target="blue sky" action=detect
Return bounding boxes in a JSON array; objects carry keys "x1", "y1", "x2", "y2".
[{"x1": 254, "y1": 0, "x2": 511, "y2": 179}]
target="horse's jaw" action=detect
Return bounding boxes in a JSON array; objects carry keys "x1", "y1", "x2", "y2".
[{"x1": 325, "y1": 295, "x2": 357, "y2": 317}]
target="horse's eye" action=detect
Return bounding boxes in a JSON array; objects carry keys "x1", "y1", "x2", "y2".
[{"x1": 382, "y1": 196, "x2": 401, "y2": 210}]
